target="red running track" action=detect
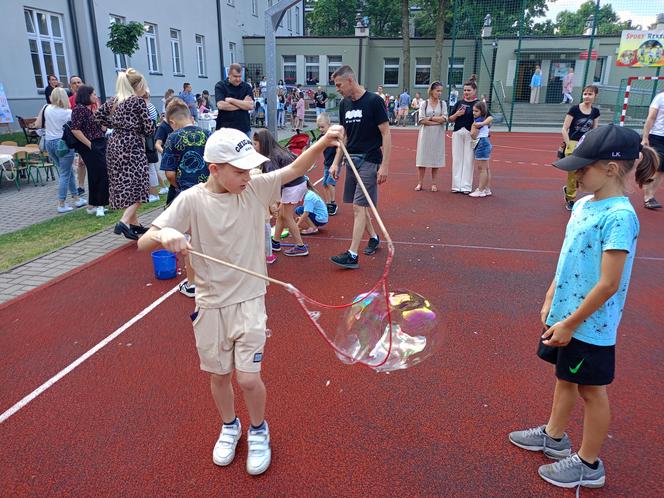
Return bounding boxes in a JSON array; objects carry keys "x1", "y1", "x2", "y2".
[{"x1": 1, "y1": 131, "x2": 663, "y2": 496}]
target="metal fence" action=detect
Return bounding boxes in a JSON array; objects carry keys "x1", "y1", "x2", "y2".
[{"x1": 444, "y1": 0, "x2": 662, "y2": 129}]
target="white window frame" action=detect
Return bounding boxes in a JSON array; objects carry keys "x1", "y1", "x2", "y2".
[
  {"x1": 327, "y1": 56, "x2": 342, "y2": 84},
  {"x1": 109, "y1": 15, "x2": 128, "y2": 71},
  {"x1": 170, "y1": 28, "x2": 183, "y2": 75},
  {"x1": 414, "y1": 57, "x2": 432, "y2": 87},
  {"x1": 252, "y1": 0, "x2": 258, "y2": 16},
  {"x1": 383, "y1": 57, "x2": 400, "y2": 87},
  {"x1": 305, "y1": 55, "x2": 319, "y2": 85},
  {"x1": 25, "y1": 8, "x2": 71, "y2": 90},
  {"x1": 287, "y1": 9, "x2": 292, "y2": 31},
  {"x1": 447, "y1": 57, "x2": 465, "y2": 87},
  {"x1": 195, "y1": 34, "x2": 207, "y2": 77},
  {"x1": 295, "y1": 7, "x2": 300, "y2": 35},
  {"x1": 229, "y1": 42, "x2": 236, "y2": 64},
  {"x1": 144, "y1": 23, "x2": 160, "y2": 74},
  {"x1": 282, "y1": 55, "x2": 296, "y2": 85}
]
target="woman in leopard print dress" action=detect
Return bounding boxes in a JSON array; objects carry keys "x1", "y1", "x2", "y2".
[{"x1": 95, "y1": 68, "x2": 155, "y2": 240}]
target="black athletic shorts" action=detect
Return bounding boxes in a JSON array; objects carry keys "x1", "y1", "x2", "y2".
[
  {"x1": 649, "y1": 134, "x2": 664, "y2": 172},
  {"x1": 537, "y1": 330, "x2": 615, "y2": 386}
]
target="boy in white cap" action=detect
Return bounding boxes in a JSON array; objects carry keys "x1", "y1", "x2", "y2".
[{"x1": 138, "y1": 125, "x2": 343, "y2": 475}]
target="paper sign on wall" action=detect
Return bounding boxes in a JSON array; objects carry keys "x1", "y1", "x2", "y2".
[
  {"x1": 617, "y1": 30, "x2": 664, "y2": 67},
  {"x1": 0, "y1": 83, "x2": 14, "y2": 124}
]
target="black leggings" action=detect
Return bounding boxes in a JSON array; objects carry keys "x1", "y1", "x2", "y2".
[{"x1": 78, "y1": 138, "x2": 110, "y2": 206}]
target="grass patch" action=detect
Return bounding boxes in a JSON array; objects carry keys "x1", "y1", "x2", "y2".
[
  {"x1": 0, "y1": 199, "x2": 163, "y2": 271},
  {"x1": 0, "y1": 132, "x2": 28, "y2": 146}
]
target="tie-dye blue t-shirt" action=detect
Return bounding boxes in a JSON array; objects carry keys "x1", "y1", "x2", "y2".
[
  {"x1": 546, "y1": 195, "x2": 639, "y2": 346},
  {"x1": 160, "y1": 126, "x2": 210, "y2": 191}
]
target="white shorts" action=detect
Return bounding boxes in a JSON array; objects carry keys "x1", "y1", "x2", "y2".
[{"x1": 281, "y1": 181, "x2": 307, "y2": 204}]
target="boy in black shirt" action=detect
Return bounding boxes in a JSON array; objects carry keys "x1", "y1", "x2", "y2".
[{"x1": 328, "y1": 65, "x2": 391, "y2": 269}]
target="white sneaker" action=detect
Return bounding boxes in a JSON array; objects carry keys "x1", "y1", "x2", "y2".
[
  {"x1": 158, "y1": 187, "x2": 169, "y2": 195},
  {"x1": 178, "y1": 280, "x2": 195, "y2": 298},
  {"x1": 213, "y1": 419, "x2": 242, "y2": 466},
  {"x1": 484, "y1": 189, "x2": 492, "y2": 196},
  {"x1": 148, "y1": 194, "x2": 160, "y2": 203},
  {"x1": 468, "y1": 189, "x2": 486, "y2": 198},
  {"x1": 74, "y1": 198, "x2": 88, "y2": 208},
  {"x1": 96, "y1": 206, "x2": 106, "y2": 217},
  {"x1": 57, "y1": 205, "x2": 74, "y2": 213},
  {"x1": 246, "y1": 421, "x2": 271, "y2": 475}
]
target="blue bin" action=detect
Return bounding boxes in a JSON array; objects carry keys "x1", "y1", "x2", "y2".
[{"x1": 151, "y1": 250, "x2": 177, "y2": 280}]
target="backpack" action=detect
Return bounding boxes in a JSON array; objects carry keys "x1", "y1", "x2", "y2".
[{"x1": 62, "y1": 121, "x2": 79, "y2": 148}]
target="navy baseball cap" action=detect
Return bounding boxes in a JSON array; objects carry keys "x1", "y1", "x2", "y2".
[{"x1": 553, "y1": 124, "x2": 642, "y2": 172}]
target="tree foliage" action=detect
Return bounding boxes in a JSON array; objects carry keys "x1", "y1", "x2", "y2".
[
  {"x1": 554, "y1": 1, "x2": 632, "y2": 36},
  {"x1": 106, "y1": 21, "x2": 145, "y2": 57},
  {"x1": 307, "y1": 0, "x2": 358, "y2": 36}
]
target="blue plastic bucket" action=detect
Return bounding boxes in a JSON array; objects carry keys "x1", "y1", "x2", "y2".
[{"x1": 151, "y1": 250, "x2": 177, "y2": 280}]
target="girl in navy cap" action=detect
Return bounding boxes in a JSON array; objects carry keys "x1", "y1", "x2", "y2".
[{"x1": 508, "y1": 125, "x2": 659, "y2": 493}]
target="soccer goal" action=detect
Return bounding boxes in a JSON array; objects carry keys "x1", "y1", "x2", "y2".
[{"x1": 618, "y1": 76, "x2": 664, "y2": 128}]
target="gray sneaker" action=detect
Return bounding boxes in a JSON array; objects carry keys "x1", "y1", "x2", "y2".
[
  {"x1": 538, "y1": 454, "x2": 605, "y2": 491},
  {"x1": 508, "y1": 425, "x2": 572, "y2": 460}
]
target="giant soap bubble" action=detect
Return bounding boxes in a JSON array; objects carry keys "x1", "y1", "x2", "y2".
[{"x1": 333, "y1": 289, "x2": 440, "y2": 372}]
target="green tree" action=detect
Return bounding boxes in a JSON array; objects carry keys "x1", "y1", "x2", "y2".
[
  {"x1": 361, "y1": 0, "x2": 402, "y2": 37},
  {"x1": 106, "y1": 21, "x2": 145, "y2": 58},
  {"x1": 307, "y1": 0, "x2": 358, "y2": 36},
  {"x1": 554, "y1": 1, "x2": 631, "y2": 36}
]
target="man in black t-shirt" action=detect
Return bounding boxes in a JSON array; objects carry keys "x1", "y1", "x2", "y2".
[
  {"x1": 328, "y1": 65, "x2": 391, "y2": 269},
  {"x1": 314, "y1": 86, "x2": 328, "y2": 117},
  {"x1": 214, "y1": 63, "x2": 254, "y2": 134}
]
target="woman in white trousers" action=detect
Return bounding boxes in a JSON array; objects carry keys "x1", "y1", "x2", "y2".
[{"x1": 448, "y1": 78, "x2": 478, "y2": 193}]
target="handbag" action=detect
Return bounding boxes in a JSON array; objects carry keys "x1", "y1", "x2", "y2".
[
  {"x1": 145, "y1": 134, "x2": 159, "y2": 164},
  {"x1": 62, "y1": 121, "x2": 79, "y2": 148},
  {"x1": 55, "y1": 138, "x2": 71, "y2": 157}
]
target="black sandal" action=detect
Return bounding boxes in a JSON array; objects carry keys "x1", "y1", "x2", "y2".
[{"x1": 114, "y1": 222, "x2": 139, "y2": 240}]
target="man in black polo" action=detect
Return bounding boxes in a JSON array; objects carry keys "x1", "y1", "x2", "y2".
[
  {"x1": 314, "y1": 85, "x2": 328, "y2": 117},
  {"x1": 328, "y1": 65, "x2": 391, "y2": 270},
  {"x1": 214, "y1": 63, "x2": 254, "y2": 135}
]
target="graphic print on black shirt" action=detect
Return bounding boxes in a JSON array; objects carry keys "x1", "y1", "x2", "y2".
[
  {"x1": 567, "y1": 105, "x2": 600, "y2": 141},
  {"x1": 339, "y1": 91, "x2": 389, "y2": 164},
  {"x1": 314, "y1": 91, "x2": 328, "y2": 108},
  {"x1": 450, "y1": 99, "x2": 478, "y2": 132}
]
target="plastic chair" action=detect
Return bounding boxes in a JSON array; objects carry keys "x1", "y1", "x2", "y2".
[
  {"x1": 24, "y1": 144, "x2": 56, "y2": 185},
  {"x1": 16, "y1": 116, "x2": 40, "y2": 144}
]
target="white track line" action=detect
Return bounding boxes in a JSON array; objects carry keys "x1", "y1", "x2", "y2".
[
  {"x1": 0, "y1": 284, "x2": 180, "y2": 424},
  {"x1": 310, "y1": 235, "x2": 664, "y2": 261}
]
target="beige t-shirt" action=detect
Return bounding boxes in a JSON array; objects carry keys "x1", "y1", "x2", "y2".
[{"x1": 152, "y1": 171, "x2": 282, "y2": 308}]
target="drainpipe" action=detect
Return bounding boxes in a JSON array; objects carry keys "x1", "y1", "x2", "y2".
[
  {"x1": 67, "y1": 0, "x2": 85, "y2": 82},
  {"x1": 86, "y1": 0, "x2": 106, "y2": 100},
  {"x1": 216, "y1": 0, "x2": 225, "y2": 73},
  {"x1": 357, "y1": 37, "x2": 363, "y2": 85}
]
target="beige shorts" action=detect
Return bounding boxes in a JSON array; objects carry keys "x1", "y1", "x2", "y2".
[{"x1": 191, "y1": 296, "x2": 267, "y2": 375}]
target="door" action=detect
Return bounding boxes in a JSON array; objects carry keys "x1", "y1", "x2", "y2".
[
  {"x1": 546, "y1": 60, "x2": 575, "y2": 103},
  {"x1": 515, "y1": 61, "x2": 539, "y2": 102}
]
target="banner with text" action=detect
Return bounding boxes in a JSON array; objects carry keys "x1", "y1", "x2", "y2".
[{"x1": 617, "y1": 30, "x2": 664, "y2": 67}]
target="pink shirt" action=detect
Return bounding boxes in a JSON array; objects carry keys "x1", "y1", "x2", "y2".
[
  {"x1": 563, "y1": 73, "x2": 574, "y2": 93},
  {"x1": 296, "y1": 98, "x2": 305, "y2": 119}
]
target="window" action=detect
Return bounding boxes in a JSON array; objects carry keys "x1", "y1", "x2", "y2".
[
  {"x1": 25, "y1": 8, "x2": 70, "y2": 89},
  {"x1": 383, "y1": 58, "x2": 400, "y2": 86},
  {"x1": 305, "y1": 55, "x2": 319, "y2": 85},
  {"x1": 252, "y1": 0, "x2": 258, "y2": 16},
  {"x1": 448, "y1": 57, "x2": 464, "y2": 87},
  {"x1": 327, "y1": 56, "x2": 342, "y2": 84},
  {"x1": 229, "y1": 42, "x2": 236, "y2": 64},
  {"x1": 295, "y1": 7, "x2": 300, "y2": 35},
  {"x1": 593, "y1": 57, "x2": 606, "y2": 84},
  {"x1": 283, "y1": 55, "x2": 296, "y2": 84},
  {"x1": 287, "y1": 9, "x2": 292, "y2": 31},
  {"x1": 170, "y1": 29, "x2": 183, "y2": 75},
  {"x1": 109, "y1": 15, "x2": 128, "y2": 71},
  {"x1": 415, "y1": 57, "x2": 432, "y2": 86},
  {"x1": 144, "y1": 23, "x2": 159, "y2": 73},
  {"x1": 195, "y1": 34, "x2": 206, "y2": 77},
  {"x1": 247, "y1": 63, "x2": 263, "y2": 84}
]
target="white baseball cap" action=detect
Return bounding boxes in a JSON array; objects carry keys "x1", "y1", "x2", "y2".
[{"x1": 203, "y1": 128, "x2": 269, "y2": 170}]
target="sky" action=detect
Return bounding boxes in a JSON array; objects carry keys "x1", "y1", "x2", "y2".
[{"x1": 541, "y1": 0, "x2": 663, "y2": 30}]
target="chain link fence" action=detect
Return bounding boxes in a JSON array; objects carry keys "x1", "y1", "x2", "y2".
[{"x1": 442, "y1": 0, "x2": 663, "y2": 129}]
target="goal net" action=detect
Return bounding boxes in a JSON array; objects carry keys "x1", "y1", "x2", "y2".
[{"x1": 618, "y1": 76, "x2": 664, "y2": 129}]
